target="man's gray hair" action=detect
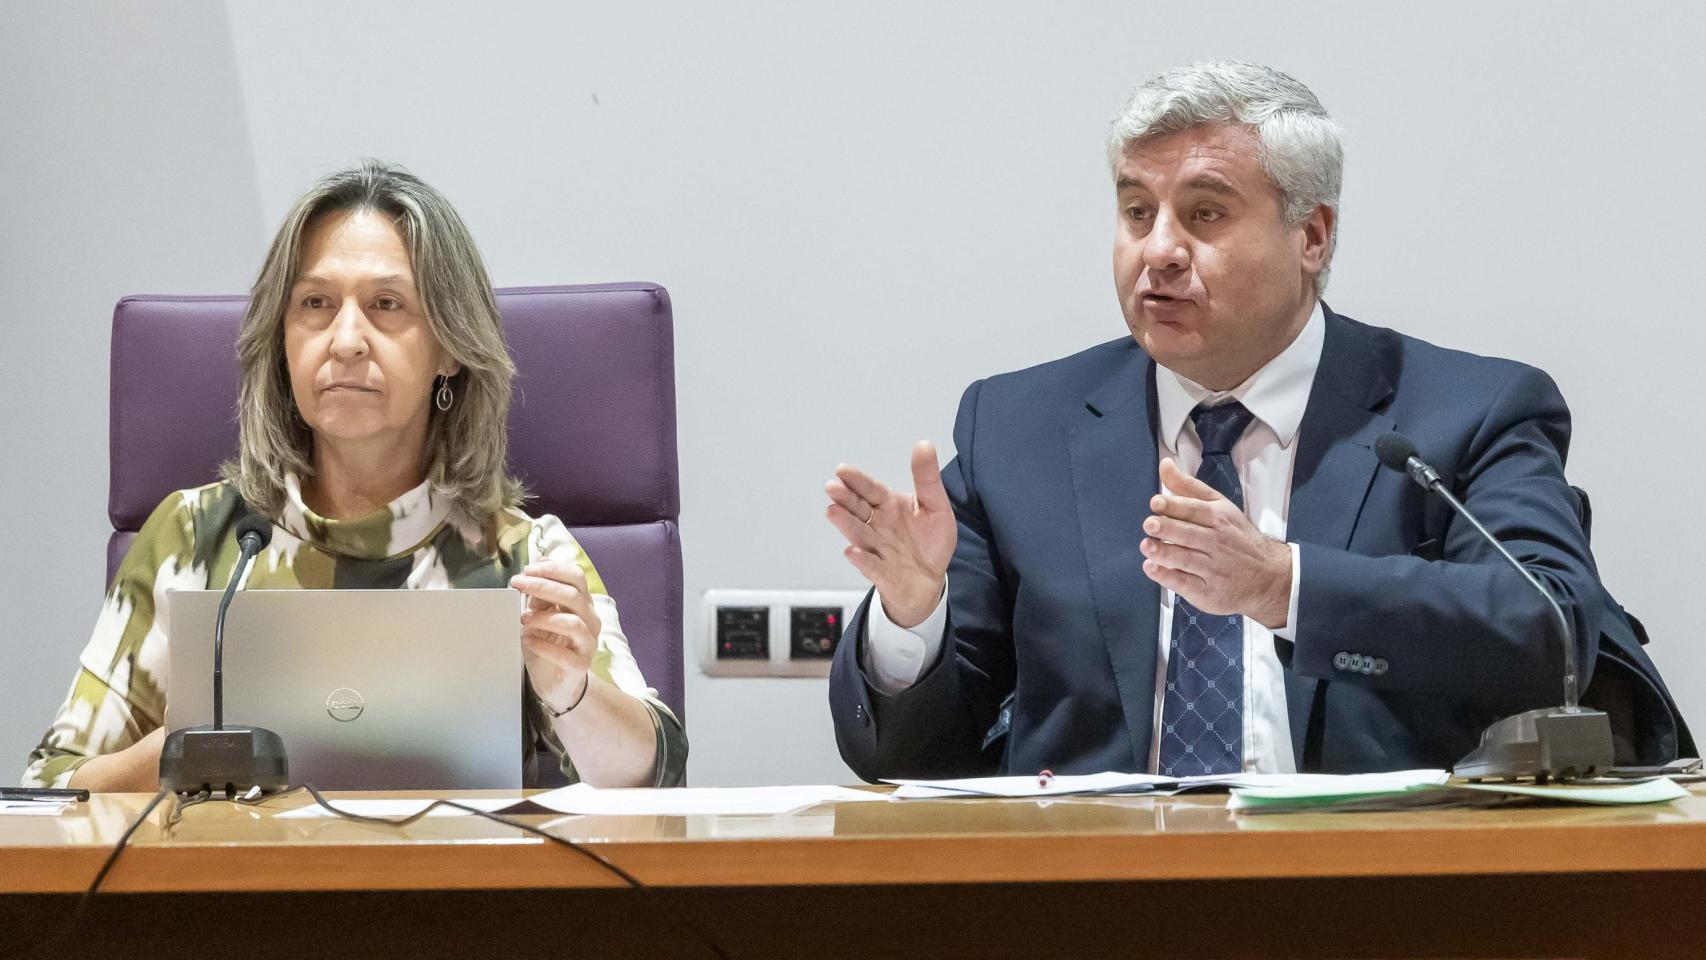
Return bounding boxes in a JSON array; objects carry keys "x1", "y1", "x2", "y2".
[
  {"x1": 1108, "y1": 60, "x2": 1344, "y2": 291},
  {"x1": 223, "y1": 160, "x2": 523, "y2": 521}
]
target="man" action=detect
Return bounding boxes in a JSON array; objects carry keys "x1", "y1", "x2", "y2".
[{"x1": 823, "y1": 60, "x2": 1616, "y2": 780}]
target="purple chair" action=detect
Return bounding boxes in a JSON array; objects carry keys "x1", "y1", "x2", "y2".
[{"x1": 107, "y1": 283, "x2": 684, "y2": 773}]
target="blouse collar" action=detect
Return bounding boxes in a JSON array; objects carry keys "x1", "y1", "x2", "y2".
[{"x1": 278, "y1": 472, "x2": 453, "y2": 560}]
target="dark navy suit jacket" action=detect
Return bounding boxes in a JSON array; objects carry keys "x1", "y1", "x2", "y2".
[{"x1": 830, "y1": 306, "x2": 1607, "y2": 779}]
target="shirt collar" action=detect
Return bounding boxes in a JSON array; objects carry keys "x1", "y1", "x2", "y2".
[{"x1": 1155, "y1": 300, "x2": 1326, "y2": 454}]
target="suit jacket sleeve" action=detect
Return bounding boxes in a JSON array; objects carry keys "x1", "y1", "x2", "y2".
[
  {"x1": 830, "y1": 379, "x2": 1016, "y2": 781},
  {"x1": 1292, "y1": 365, "x2": 1601, "y2": 715}
]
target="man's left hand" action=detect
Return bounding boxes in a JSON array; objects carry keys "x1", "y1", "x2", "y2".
[{"x1": 1140, "y1": 457, "x2": 1291, "y2": 629}]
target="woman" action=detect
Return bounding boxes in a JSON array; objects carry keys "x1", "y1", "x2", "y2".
[{"x1": 24, "y1": 161, "x2": 685, "y2": 790}]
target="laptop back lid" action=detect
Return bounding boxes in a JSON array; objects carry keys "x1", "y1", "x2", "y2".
[{"x1": 165, "y1": 588, "x2": 524, "y2": 790}]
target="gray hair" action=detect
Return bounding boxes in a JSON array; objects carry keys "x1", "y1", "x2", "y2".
[
  {"x1": 222, "y1": 160, "x2": 523, "y2": 521},
  {"x1": 1107, "y1": 60, "x2": 1344, "y2": 291}
]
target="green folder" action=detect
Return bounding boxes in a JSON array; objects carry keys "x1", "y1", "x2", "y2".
[{"x1": 1227, "y1": 775, "x2": 1689, "y2": 814}]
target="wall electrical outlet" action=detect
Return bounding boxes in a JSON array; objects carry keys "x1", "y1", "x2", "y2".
[{"x1": 700, "y1": 589, "x2": 868, "y2": 678}]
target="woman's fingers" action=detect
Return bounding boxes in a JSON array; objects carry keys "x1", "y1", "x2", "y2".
[
  {"x1": 511, "y1": 558, "x2": 602, "y2": 636},
  {"x1": 520, "y1": 557, "x2": 588, "y2": 593},
  {"x1": 511, "y1": 574, "x2": 596, "y2": 619},
  {"x1": 522, "y1": 609, "x2": 595, "y2": 644}
]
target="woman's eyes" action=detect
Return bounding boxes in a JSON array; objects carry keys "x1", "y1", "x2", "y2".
[{"x1": 298, "y1": 294, "x2": 406, "y2": 311}]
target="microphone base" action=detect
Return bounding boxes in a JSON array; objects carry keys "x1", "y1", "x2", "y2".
[
  {"x1": 159, "y1": 724, "x2": 289, "y2": 798},
  {"x1": 1452, "y1": 706, "x2": 1615, "y2": 782}
]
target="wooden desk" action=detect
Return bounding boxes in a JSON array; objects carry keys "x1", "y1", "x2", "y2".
[{"x1": 2, "y1": 786, "x2": 1702, "y2": 958}]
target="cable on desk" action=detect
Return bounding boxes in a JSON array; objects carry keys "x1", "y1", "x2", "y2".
[
  {"x1": 165, "y1": 788, "x2": 213, "y2": 831},
  {"x1": 239, "y1": 784, "x2": 734, "y2": 960}
]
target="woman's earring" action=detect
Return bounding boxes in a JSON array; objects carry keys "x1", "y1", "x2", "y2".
[{"x1": 435, "y1": 375, "x2": 454, "y2": 412}]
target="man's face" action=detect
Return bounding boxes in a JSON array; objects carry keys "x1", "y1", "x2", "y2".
[{"x1": 1112, "y1": 122, "x2": 1330, "y2": 389}]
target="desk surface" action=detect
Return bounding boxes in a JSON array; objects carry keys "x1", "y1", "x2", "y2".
[{"x1": 4, "y1": 785, "x2": 1705, "y2": 894}]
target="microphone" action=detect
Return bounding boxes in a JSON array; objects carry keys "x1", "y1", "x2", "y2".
[
  {"x1": 214, "y1": 514, "x2": 273, "y2": 730},
  {"x1": 159, "y1": 509, "x2": 290, "y2": 797},
  {"x1": 1374, "y1": 432, "x2": 1612, "y2": 780}
]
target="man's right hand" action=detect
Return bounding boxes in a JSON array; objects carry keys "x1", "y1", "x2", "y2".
[{"x1": 825, "y1": 441, "x2": 957, "y2": 629}]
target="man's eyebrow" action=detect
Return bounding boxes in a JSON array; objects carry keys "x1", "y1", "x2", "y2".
[
  {"x1": 1183, "y1": 173, "x2": 1240, "y2": 197},
  {"x1": 1116, "y1": 174, "x2": 1240, "y2": 197}
]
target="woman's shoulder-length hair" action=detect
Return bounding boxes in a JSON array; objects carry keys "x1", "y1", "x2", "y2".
[{"x1": 222, "y1": 159, "x2": 523, "y2": 522}]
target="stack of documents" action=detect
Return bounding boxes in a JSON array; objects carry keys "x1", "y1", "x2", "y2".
[
  {"x1": 883, "y1": 769, "x2": 1691, "y2": 813},
  {"x1": 884, "y1": 770, "x2": 1408, "y2": 800},
  {"x1": 1226, "y1": 772, "x2": 1690, "y2": 814},
  {"x1": 887, "y1": 771, "x2": 1227, "y2": 799},
  {"x1": 0, "y1": 799, "x2": 73, "y2": 817}
]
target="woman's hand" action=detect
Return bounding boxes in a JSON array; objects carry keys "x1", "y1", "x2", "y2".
[
  {"x1": 68, "y1": 726, "x2": 166, "y2": 793},
  {"x1": 510, "y1": 558, "x2": 602, "y2": 712}
]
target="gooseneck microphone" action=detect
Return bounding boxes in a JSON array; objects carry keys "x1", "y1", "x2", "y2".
[
  {"x1": 159, "y1": 509, "x2": 290, "y2": 797},
  {"x1": 1373, "y1": 432, "x2": 1612, "y2": 780},
  {"x1": 214, "y1": 513, "x2": 272, "y2": 730},
  {"x1": 1373, "y1": 434, "x2": 1581, "y2": 709}
]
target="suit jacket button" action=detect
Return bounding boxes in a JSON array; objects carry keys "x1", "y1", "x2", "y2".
[
  {"x1": 1374, "y1": 658, "x2": 1389, "y2": 676},
  {"x1": 1334, "y1": 652, "x2": 1350, "y2": 670}
]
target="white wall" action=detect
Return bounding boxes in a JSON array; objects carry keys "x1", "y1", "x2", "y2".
[
  {"x1": 4, "y1": 1, "x2": 1703, "y2": 785},
  {"x1": 0, "y1": 1, "x2": 266, "y2": 778}
]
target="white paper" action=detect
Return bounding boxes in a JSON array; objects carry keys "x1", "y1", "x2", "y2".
[
  {"x1": 885, "y1": 769, "x2": 1450, "y2": 800},
  {"x1": 531, "y1": 784, "x2": 884, "y2": 816},
  {"x1": 1223, "y1": 769, "x2": 1450, "y2": 800},
  {"x1": 0, "y1": 800, "x2": 73, "y2": 816},
  {"x1": 887, "y1": 772, "x2": 1176, "y2": 800}
]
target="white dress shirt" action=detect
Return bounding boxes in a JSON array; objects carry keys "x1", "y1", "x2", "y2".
[{"x1": 863, "y1": 303, "x2": 1326, "y2": 775}]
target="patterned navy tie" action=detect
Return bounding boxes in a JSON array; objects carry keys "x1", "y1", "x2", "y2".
[{"x1": 1157, "y1": 400, "x2": 1256, "y2": 777}]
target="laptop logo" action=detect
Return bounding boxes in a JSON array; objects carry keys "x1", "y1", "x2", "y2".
[{"x1": 326, "y1": 688, "x2": 365, "y2": 722}]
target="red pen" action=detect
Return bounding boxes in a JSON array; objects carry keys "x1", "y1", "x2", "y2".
[{"x1": 1037, "y1": 768, "x2": 1054, "y2": 788}]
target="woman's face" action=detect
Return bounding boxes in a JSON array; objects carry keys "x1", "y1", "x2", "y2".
[{"x1": 283, "y1": 208, "x2": 459, "y2": 457}]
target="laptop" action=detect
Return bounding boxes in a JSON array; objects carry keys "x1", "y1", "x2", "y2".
[{"x1": 165, "y1": 589, "x2": 524, "y2": 791}]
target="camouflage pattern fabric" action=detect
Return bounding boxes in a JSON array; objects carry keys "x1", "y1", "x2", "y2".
[{"x1": 23, "y1": 475, "x2": 686, "y2": 788}]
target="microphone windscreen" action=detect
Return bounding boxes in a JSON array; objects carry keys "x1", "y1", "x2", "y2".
[
  {"x1": 1374, "y1": 432, "x2": 1419, "y2": 472},
  {"x1": 235, "y1": 512, "x2": 274, "y2": 549}
]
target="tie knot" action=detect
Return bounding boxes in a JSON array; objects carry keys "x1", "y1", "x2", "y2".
[{"x1": 1190, "y1": 401, "x2": 1255, "y2": 455}]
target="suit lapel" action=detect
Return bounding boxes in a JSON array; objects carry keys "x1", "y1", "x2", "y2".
[
  {"x1": 1282, "y1": 307, "x2": 1395, "y2": 767},
  {"x1": 1068, "y1": 349, "x2": 1161, "y2": 771}
]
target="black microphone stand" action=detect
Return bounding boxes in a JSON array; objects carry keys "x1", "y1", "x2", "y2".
[
  {"x1": 1376, "y1": 433, "x2": 1614, "y2": 781},
  {"x1": 158, "y1": 515, "x2": 289, "y2": 797}
]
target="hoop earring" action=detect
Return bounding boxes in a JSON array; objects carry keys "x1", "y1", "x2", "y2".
[{"x1": 434, "y1": 375, "x2": 454, "y2": 412}]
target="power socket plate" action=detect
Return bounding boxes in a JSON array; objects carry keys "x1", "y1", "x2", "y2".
[{"x1": 699, "y1": 589, "x2": 868, "y2": 678}]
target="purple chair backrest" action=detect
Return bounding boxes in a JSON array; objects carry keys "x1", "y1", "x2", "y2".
[{"x1": 107, "y1": 283, "x2": 683, "y2": 718}]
